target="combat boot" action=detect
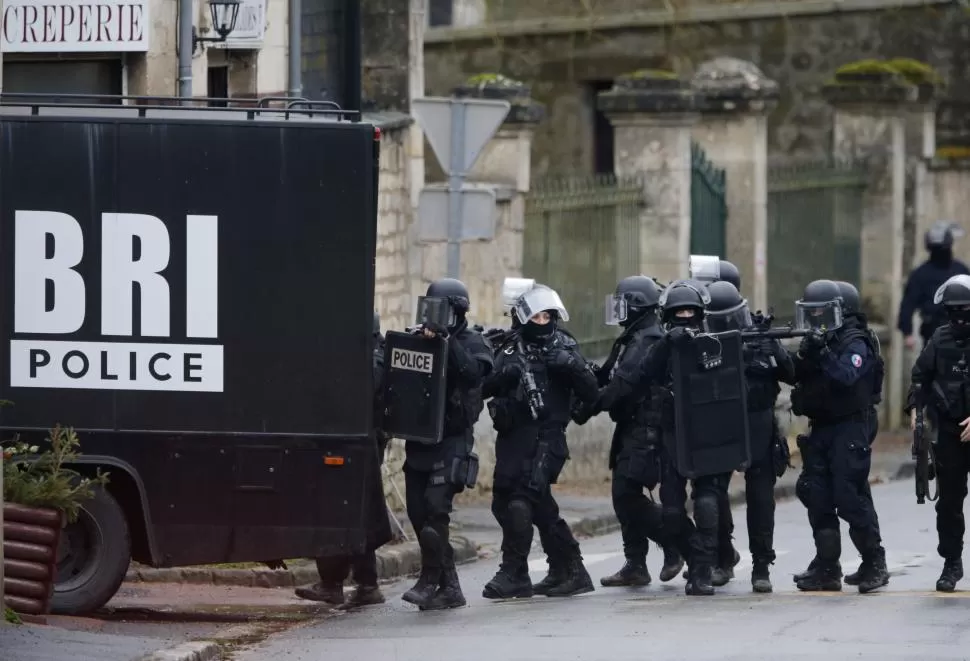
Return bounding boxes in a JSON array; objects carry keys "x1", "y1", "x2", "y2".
[
  {"x1": 711, "y1": 548, "x2": 741, "y2": 587},
  {"x1": 936, "y1": 558, "x2": 964, "y2": 592},
  {"x1": 751, "y1": 561, "x2": 772, "y2": 594},
  {"x1": 421, "y1": 566, "x2": 466, "y2": 611},
  {"x1": 294, "y1": 581, "x2": 345, "y2": 606},
  {"x1": 336, "y1": 585, "x2": 385, "y2": 610},
  {"x1": 401, "y1": 568, "x2": 440, "y2": 607},
  {"x1": 546, "y1": 556, "x2": 595, "y2": 597},
  {"x1": 600, "y1": 559, "x2": 650, "y2": 587},
  {"x1": 533, "y1": 559, "x2": 567, "y2": 596},
  {"x1": 483, "y1": 565, "x2": 533, "y2": 599},
  {"x1": 843, "y1": 561, "x2": 864, "y2": 586},
  {"x1": 795, "y1": 563, "x2": 843, "y2": 592},
  {"x1": 857, "y1": 551, "x2": 889, "y2": 594},
  {"x1": 685, "y1": 565, "x2": 715, "y2": 596},
  {"x1": 793, "y1": 556, "x2": 819, "y2": 583},
  {"x1": 659, "y1": 547, "x2": 685, "y2": 582}
]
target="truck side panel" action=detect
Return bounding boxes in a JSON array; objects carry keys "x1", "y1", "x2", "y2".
[{"x1": 0, "y1": 117, "x2": 376, "y2": 436}]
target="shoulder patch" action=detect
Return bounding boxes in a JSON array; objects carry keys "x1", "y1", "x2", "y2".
[{"x1": 851, "y1": 353, "x2": 863, "y2": 368}]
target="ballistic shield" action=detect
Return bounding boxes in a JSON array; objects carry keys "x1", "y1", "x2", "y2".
[{"x1": 382, "y1": 330, "x2": 449, "y2": 444}]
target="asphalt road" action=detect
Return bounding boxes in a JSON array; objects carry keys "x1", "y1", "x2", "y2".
[{"x1": 235, "y1": 479, "x2": 970, "y2": 661}]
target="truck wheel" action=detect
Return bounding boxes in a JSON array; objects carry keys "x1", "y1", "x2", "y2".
[{"x1": 51, "y1": 484, "x2": 131, "y2": 615}]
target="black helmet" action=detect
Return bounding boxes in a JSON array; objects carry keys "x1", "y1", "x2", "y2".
[
  {"x1": 706, "y1": 281, "x2": 751, "y2": 332},
  {"x1": 834, "y1": 281, "x2": 861, "y2": 316},
  {"x1": 418, "y1": 278, "x2": 470, "y2": 330},
  {"x1": 718, "y1": 260, "x2": 741, "y2": 290},
  {"x1": 659, "y1": 280, "x2": 710, "y2": 328},
  {"x1": 373, "y1": 310, "x2": 381, "y2": 335},
  {"x1": 925, "y1": 221, "x2": 961, "y2": 250},
  {"x1": 795, "y1": 279, "x2": 843, "y2": 332},
  {"x1": 606, "y1": 275, "x2": 662, "y2": 326},
  {"x1": 935, "y1": 275, "x2": 970, "y2": 331}
]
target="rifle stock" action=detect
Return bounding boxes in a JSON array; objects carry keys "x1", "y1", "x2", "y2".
[{"x1": 912, "y1": 402, "x2": 938, "y2": 505}]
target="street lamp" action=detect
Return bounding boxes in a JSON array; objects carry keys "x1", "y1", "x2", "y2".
[{"x1": 193, "y1": 0, "x2": 242, "y2": 50}]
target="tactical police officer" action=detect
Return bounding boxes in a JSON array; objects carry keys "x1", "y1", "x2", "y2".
[
  {"x1": 898, "y1": 221, "x2": 969, "y2": 351},
  {"x1": 706, "y1": 281, "x2": 794, "y2": 593},
  {"x1": 481, "y1": 283, "x2": 600, "y2": 599},
  {"x1": 296, "y1": 311, "x2": 394, "y2": 608},
  {"x1": 688, "y1": 254, "x2": 741, "y2": 290},
  {"x1": 794, "y1": 281, "x2": 886, "y2": 589},
  {"x1": 598, "y1": 281, "x2": 729, "y2": 595},
  {"x1": 401, "y1": 279, "x2": 493, "y2": 610},
  {"x1": 790, "y1": 279, "x2": 888, "y2": 593},
  {"x1": 595, "y1": 275, "x2": 684, "y2": 587},
  {"x1": 908, "y1": 274, "x2": 970, "y2": 592}
]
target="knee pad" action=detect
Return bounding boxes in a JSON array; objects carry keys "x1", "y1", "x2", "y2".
[
  {"x1": 694, "y1": 494, "x2": 718, "y2": 529},
  {"x1": 508, "y1": 499, "x2": 533, "y2": 534}
]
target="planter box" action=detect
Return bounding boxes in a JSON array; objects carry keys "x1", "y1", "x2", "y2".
[{"x1": 3, "y1": 502, "x2": 62, "y2": 622}]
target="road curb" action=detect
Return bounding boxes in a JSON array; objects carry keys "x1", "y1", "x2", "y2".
[
  {"x1": 133, "y1": 640, "x2": 222, "y2": 661},
  {"x1": 125, "y1": 535, "x2": 479, "y2": 589}
]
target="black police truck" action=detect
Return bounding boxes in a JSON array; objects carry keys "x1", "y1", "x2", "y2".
[{"x1": 0, "y1": 94, "x2": 383, "y2": 614}]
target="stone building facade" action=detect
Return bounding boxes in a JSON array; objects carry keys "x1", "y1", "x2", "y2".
[
  {"x1": 423, "y1": 0, "x2": 970, "y2": 175},
  {"x1": 1, "y1": 0, "x2": 291, "y2": 100}
]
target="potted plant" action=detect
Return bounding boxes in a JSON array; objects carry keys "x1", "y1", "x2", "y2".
[{"x1": 2, "y1": 424, "x2": 108, "y2": 621}]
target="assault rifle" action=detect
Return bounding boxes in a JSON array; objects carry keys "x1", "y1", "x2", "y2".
[
  {"x1": 912, "y1": 398, "x2": 938, "y2": 505},
  {"x1": 739, "y1": 311, "x2": 811, "y2": 341}
]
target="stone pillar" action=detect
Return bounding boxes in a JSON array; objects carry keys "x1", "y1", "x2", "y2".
[
  {"x1": 690, "y1": 58, "x2": 778, "y2": 313},
  {"x1": 823, "y1": 72, "x2": 922, "y2": 430},
  {"x1": 597, "y1": 71, "x2": 697, "y2": 283},
  {"x1": 417, "y1": 75, "x2": 542, "y2": 327}
]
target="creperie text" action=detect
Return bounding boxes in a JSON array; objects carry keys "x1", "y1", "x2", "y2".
[{"x1": 2, "y1": 1, "x2": 145, "y2": 50}]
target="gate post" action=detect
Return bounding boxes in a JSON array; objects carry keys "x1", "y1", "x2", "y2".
[
  {"x1": 690, "y1": 58, "x2": 778, "y2": 313},
  {"x1": 823, "y1": 66, "x2": 930, "y2": 430},
  {"x1": 597, "y1": 70, "x2": 698, "y2": 283}
]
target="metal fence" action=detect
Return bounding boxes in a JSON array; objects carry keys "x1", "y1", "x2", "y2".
[
  {"x1": 523, "y1": 175, "x2": 644, "y2": 358},
  {"x1": 766, "y1": 159, "x2": 868, "y2": 321},
  {"x1": 690, "y1": 142, "x2": 728, "y2": 256}
]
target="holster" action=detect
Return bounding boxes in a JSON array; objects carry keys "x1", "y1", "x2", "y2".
[
  {"x1": 619, "y1": 428, "x2": 661, "y2": 489},
  {"x1": 450, "y1": 452, "x2": 480, "y2": 489},
  {"x1": 528, "y1": 439, "x2": 552, "y2": 493},
  {"x1": 771, "y1": 433, "x2": 791, "y2": 478}
]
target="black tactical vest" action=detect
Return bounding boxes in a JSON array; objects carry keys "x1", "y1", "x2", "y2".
[
  {"x1": 792, "y1": 328, "x2": 876, "y2": 423},
  {"x1": 929, "y1": 325, "x2": 970, "y2": 422},
  {"x1": 609, "y1": 325, "x2": 664, "y2": 428}
]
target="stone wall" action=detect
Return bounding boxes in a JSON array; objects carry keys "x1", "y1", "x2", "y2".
[
  {"x1": 424, "y1": 1, "x2": 966, "y2": 175},
  {"x1": 374, "y1": 122, "x2": 417, "y2": 333}
]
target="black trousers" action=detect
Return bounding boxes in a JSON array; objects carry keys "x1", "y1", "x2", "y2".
[
  {"x1": 491, "y1": 483, "x2": 580, "y2": 572},
  {"x1": 935, "y1": 426, "x2": 970, "y2": 561},
  {"x1": 404, "y1": 464, "x2": 460, "y2": 573},
  {"x1": 612, "y1": 470, "x2": 665, "y2": 562},
  {"x1": 316, "y1": 551, "x2": 378, "y2": 587},
  {"x1": 717, "y1": 451, "x2": 777, "y2": 566},
  {"x1": 658, "y1": 455, "x2": 730, "y2": 568},
  {"x1": 796, "y1": 416, "x2": 882, "y2": 560}
]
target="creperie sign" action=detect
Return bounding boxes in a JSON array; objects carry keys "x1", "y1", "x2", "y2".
[{"x1": 2, "y1": 0, "x2": 149, "y2": 53}]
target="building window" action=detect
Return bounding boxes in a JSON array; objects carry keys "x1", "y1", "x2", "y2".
[
  {"x1": 208, "y1": 66, "x2": 229, "y2": 106},
  {"x1": 429, "y1": 0, "x2": 452, "y2": 26},
  {"x1": 589, "y1": 80, "x2": 615, "y2": 175}
]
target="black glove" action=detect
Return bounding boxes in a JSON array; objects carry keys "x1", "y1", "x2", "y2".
[
  {"x1": 570, "y1": 399, "x2": 595, "y2": 425},
  {"x1": 421, "y1": 322, "x2": 449, "y2": 338},
  {"x1": 547, "y1": 349, "x2": 582, "y2": 372},
  {"x1": 799, "y1": 330, "x2": 826, "y2": 357},
  {"x1": 668, "y1": 326, "x2": 694, "y2": 345}
]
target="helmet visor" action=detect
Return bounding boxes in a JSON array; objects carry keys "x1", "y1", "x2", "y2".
[
  {"x1": 605, "y1": 293, "x2": 628, "y2": 326},
  {"x1": 794, "y1": 300, "x2": 842, "y2": 332},
  {"x1": 513, "y1": 286, "x2": 570, "y2": 325},
  {"x1": 706, "y1": 302, "x2": 752, "y2": 333},
  {"x1": 688, "y1": 255, "x2": 721, "y2": 283},
  {"x1": 501, "y1": 277, "x2": 536, "y2": 316},
  {"x1": 415, "y1": 296, "x2": 455, "y2": 327}
]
